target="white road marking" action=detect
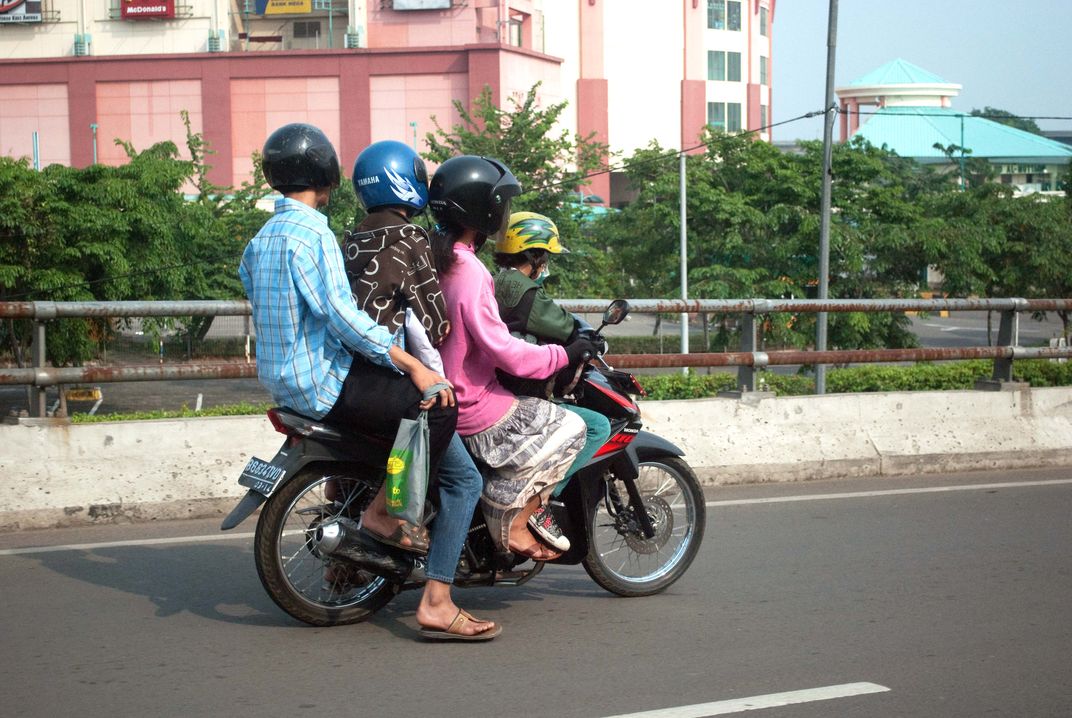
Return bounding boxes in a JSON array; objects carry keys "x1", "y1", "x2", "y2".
[
  {"x1": 3, "y1": 479, "x2": 1069, "y2": 557},
  {"x1": 600, "y1": 682, "x2": 890, "y2": 717},
  {"x1": 706, "y1": 479, "x2": 1072, "y2": 508},
  {"x1": 0, "y1": 531, "x2": 254, "y2": 556}
]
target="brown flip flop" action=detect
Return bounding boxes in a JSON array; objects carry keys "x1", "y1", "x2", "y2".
[{"x1": 419, "y1": 609, "x2": 502, "y2": 642}]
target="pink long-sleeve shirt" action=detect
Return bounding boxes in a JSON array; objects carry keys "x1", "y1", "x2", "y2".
[{"x1": 439, "y1": 242, "x2": 569, "y2": 436}]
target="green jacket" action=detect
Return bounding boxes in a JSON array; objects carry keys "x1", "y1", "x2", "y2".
[
  {"x1": 493, "y1": 268, "x2": 576, "y2": 399},
  {"x1": 493, "y1": 268, "x2": 575, "y2": 344}
]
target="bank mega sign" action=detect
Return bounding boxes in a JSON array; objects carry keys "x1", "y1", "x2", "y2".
[
  {"x1": 0, "y1": 0, "x2": 43, "y2": 23},
  {"x1": 254, "y1": 0, "x2": 312, "y2": 15},
  {"x1": 121, "y1": 0, "x2": 175, "y2": 19}
]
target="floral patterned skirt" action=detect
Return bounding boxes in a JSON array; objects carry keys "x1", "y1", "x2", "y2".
[{"x1": 462, "y1": 396, "x2": 586, "y2": 550}]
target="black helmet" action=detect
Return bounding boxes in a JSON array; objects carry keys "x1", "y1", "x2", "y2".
[
  {"x1": 262, "y1": 123, "x2": 341, "y2": 193},
  {"x1": 428, "y1": 155, "x2": 522, "y2": 236}
]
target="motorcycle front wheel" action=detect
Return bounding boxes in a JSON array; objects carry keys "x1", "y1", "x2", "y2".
[
  {"x1": 254, "y1": 468, "x2": 398, "y2": 626},
  {"x1": 582, "y1": 455, "x2": 706, "y2": 597}
]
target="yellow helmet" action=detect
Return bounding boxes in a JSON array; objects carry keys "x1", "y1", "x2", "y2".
[{"x1": 497, "y1": 211, "x2": 570, "y2": 255}]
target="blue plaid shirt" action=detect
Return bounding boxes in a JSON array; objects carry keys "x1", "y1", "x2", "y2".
[{"x1": 240, "y1": 198, "x2": 399, "y2": 418}]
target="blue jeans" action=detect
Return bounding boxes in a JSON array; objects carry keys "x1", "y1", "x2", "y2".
[
  {"x1": 552, "y1": 404, "x2": 612, "y2": 498},
  {"x1": 426, "y1": 432, "x2": 483, "y2": 583}
]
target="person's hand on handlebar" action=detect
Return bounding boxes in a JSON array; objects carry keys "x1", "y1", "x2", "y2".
[{"x1": 564, "y1": 337, "x2": 600, "y2": 365}]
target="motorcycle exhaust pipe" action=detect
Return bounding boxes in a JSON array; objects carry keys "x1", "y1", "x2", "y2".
[{"x1": 314, "y1": 517, "x2": 414, "y2": 583}]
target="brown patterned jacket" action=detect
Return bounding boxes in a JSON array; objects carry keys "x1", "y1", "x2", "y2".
[{"x1": 343, "y1": 210, "x2": 450, "y2": 344}]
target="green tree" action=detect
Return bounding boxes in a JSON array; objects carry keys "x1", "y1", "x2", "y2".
[
  {"x1": 993, "y1": 194, "x2": 1072, "y2": 340},
  {"x1": 592, "y1": 132, "x2": 938, "y2": 350},
  {"x1": 179, "y1": 111, "x2": 270, "y2": 346},
  {"x1": 324, "y1": 174, "x2": 362, "y2": 240},
  {"x1": 970, "y1": 106, "x2": 1042, "y2": 135},
  {"x1": 422, "y1": 84, "x2": 614, "y2": 297},
  {"x1": 0, "y1": 122, "x2": 271, "y2": 365}
]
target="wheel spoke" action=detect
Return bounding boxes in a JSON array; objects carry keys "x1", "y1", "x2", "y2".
[
  {"x1": 587, "y1": 460, "x2": 703, "y2": 589},
  {"x1": 266, "y1": 475, "x2": 391, "y2": 610}
]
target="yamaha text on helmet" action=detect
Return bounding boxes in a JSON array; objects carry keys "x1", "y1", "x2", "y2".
[
  {"x1": 262, "y1": 123, "x2": 341, "y2": 193},
  {"x1": 428, "y1": 155, "x2": 522, "y2": 237},
  {"x1": 352, "y1": 140, "x2": 429, "y2": 214}
]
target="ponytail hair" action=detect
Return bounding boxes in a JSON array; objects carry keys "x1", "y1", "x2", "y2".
[{"x1": 430, "y1": 223, "x2": 461, "y2": 275}]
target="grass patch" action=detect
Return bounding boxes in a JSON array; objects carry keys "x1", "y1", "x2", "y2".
[
  {"x1": 70, "y1": 401, "x2": 272, "y2": 424},
  {"x1": 638, "y1": 359, "x2": 1072, "y2": 399}
]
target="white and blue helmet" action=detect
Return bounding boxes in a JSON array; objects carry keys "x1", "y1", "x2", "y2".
[{"x1": 352, "y1": 140, "x2": 429, "y2": 213}]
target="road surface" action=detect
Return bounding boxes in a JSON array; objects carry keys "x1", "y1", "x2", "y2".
[{"x1": 1, "y1": 467, "x2": 1069, "y2": 717}]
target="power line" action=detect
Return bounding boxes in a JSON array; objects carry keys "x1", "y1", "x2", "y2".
[{"x1": 526, "y1": 109, "x2": 828, "y2": 194}]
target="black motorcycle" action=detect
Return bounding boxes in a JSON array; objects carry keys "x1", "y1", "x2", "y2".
[{"x1": 221, "y1": 300, "x2": 706, "y2": 626}]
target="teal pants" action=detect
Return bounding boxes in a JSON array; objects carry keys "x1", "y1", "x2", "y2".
[{"x1": 552, "y1": 404, "x2": 612, "y2": 497}]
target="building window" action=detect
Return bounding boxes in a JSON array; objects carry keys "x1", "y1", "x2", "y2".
[
  {"x1": 727, "y1": 103, "x2": 742, "y2": 132},
  {"x1": 709, "y1": 102, "x2": 742, "y2": 132},
  {"x1": 707, "y1": 0, "x2": 725, "y2": 29},
  {"x1": 728, "y1": 1, "x2": 741, "y2": 31},
  {"x1": 506, "y1": 10, "x2": 531, "y2": 49},
  {"x1": 708, "y1": 102, "x2": 726, "y2": 130},
  {"x1": 708, "y1": 51, "x2": 741, "y2": 82},
  {"x1": 708, "y1": 51, "x2": 725, "y2": 81},
  {"x1": 760, "y1": 56, "x2": 768, "y2": 86},
  {"x1": 727, "y1": 52, "x2": 741, "y2": 82},
  {"x1": 760, "y1": 6, "x2": 768, "y2": 36},
  {"x1": 294, "y1": 20, "x2": 321, "y2": 39},
  {"x1": 760, "y1": 105, "x2": 768, "y2": 131}
]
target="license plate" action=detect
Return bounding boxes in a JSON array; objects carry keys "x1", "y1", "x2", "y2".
[{"x1": 238, "y1": 457, "x2": 286, "y2": 496}]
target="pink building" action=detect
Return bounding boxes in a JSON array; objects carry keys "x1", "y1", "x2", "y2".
[{"x1": 0, "y1": 0, "x2": 774, "y2": 204}]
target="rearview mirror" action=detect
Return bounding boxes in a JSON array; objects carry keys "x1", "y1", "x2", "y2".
[{"x1": 602, "y1": 299, "x2": 630, "y2": 326}]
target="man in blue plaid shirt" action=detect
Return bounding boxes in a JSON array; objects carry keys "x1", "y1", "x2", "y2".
[{"x1": 240, "y1": 123, "x2": 456, "y2": 557}]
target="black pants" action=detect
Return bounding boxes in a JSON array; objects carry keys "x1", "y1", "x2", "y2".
[{"x1": 324, "y1": 355, "x2": 457, "y2": 480}]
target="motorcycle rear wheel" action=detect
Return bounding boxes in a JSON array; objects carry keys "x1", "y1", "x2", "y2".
[
  {"x1": 582, "y1": 455, "x2": 706, "y2": 597},
  {"x1": 254, "y1": 467, "x2": 398, "y2": 626}
]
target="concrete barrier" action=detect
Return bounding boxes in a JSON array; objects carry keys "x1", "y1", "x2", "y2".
[{"x1": 2, "y1": 386, "x2": 1071, "y2": 531}]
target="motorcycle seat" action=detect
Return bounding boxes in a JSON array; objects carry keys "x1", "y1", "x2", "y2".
[{"x1": 271, "y1": 407, "x2": 392, "y2": 449}]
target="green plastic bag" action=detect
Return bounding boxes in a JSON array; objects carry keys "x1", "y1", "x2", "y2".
[
  {"x1": 384, "y1": 381, "x2": 448, "y2": 525},
  {"x1": 384, "y1": 411, "x2": 429, "y2": 526}
]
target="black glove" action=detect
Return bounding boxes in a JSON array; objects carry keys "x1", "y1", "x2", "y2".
[{"x1": 564, "y1": 337, "x2": 599, "y2": 364}]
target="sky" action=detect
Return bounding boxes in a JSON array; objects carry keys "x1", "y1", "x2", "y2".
[{"x1": 772, "y1": 0, "x2": 1072, "y2": 140}]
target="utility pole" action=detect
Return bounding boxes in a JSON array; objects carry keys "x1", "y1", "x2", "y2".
[
  {"x1": 679, "y1": 150, "x2": 689, "y2": 375},
  {"x1": 816, "y1": 0, "x2": 838, "y2": 394}
]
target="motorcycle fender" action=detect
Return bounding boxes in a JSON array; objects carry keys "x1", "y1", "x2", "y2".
[
  {"x1": 220, "y1": 489, "x2": 266, "y2": 531},
  {"x1": 627, "y1": 431, "x2": 685, "y2": 462},
  {"x1": 550, "y1": 432, "x2": 686, "y2": 560},
  {"x1": 219, "y1": 439, "x2": 346, "y2": 531}
]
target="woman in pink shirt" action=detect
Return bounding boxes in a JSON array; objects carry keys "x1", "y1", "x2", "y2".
[{"x1": 428, "y1": 156, "x2": 596, "y2": 561}]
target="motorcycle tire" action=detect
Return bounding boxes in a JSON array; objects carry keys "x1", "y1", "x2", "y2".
[
  {"x1": 582, "y1": 455, "x2": 706, "y2": 597},
  {"x1": 254, "y1": 467, "x2": 399, "y2": 626}
]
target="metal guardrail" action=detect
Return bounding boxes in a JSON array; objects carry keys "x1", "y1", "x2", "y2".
[{"x1": 3, "y1": 298, "x2": 1071, "y2": 417}]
